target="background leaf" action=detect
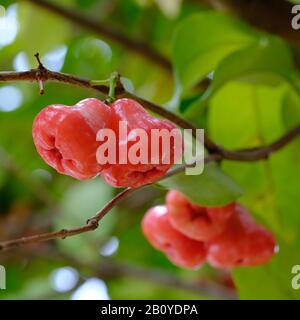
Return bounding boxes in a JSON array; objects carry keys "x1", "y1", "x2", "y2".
[
  {"x1": 208, "y1": 81, "x2": 300, "y2": 298},
  {"x1": 158, "y1": 162, "x2": 243, "y2": 206},
  {"x1": 204, "y1": 37, "x2": 297, "y2": 101},
  {"x1": 172, "y1": 12, "x2": 257, "y2": 93}
]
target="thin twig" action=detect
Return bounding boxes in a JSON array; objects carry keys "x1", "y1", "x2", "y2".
[
  {"x1": 0, "y1": 65, "x2": 219, "y2": 153},
  {"x1": 1, "y1": 64, "x2": 300, "y2": 250},
  {"x1": 0, "y1": 188, "x2": 133, "y2": 251},
  {"x1": 1, "y1": 65, "x2": 299, "y2": 159},
  {"x1": 34, "y1": 52, "x2": 44, "y2": 68},
  {"x1": 1, "y1": 126, "x2": 300, "y2": 251},
  {"x1": 34, "y1": 53, "x2": 45, "y2": 94},
  {"x1": 0, "y1": 155, "x2": 211, "y2": 251},
  {"x1": 219, "y1": 125, "x2": 300, "y2": 161},
  {"x1": 24, "y1": 0, "x2": 212, "y2": 91},
  {"x1": 0, "y1": 66, "x2": 113, "y2": 94}
]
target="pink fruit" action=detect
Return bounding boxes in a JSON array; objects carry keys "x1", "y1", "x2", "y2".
[
  {"x1": 166, "y1": 190, "x2": 234, "y2": 241},
  {"x1": 100, "y1": 98, "x2": 182, "y2": 188},
  {"x1": 142, "y1": 205, "x2": 207, "y2": 269},
  {"x1": 207, "y1": 204, "x2": 276, "y2": 268},
  {"x1": 33, "y1": 98, "x2": 111, "y2": 180}
]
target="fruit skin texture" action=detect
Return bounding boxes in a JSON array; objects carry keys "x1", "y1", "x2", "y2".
[
  {"x1": 33, "y1": 98, "x2": 111, "y2": 180},
  {"x1": 100, "y1": 98, "x2": 182, "y2": 188},
  {"x1": 142, "y1": 205, "x2": 207, "y2": 269},
  {"x1": 207, "y1": 204, "x2": 276, "y2": 268},
  {"x1": 166, "y1": 190, "x2": 234, "y2": 241}
]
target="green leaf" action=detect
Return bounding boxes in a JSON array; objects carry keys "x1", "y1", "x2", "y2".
[
  {"x1": 185, "y1": 37, "x2": 298, "y2": 126},
  {"x1": 208, "y1": 81, "x2": 300, "y2": 298},
  {"x1": 172, "y1": 12, "x2": 257, "y2": 91},
  {"x1": 0, "y1": 1, "x2": 12, "y2": 9},
  {"x1": 0, "y1": 5, "x2": 5, "y2": 16},
  {"x1": 204, "y1": 37, "x2": 297, "y2": 101},
  {"x1": 179, "y1": 92, "x2": 204, "y2": 113},
  {"x1": 158, "y1": 163, "x2": 243, "y2": 206},
  {"x1": 282, "y1": 89, "x2": 300, "y2": 129},
  {"x1": 208, "y1": 82, "x2": 299, "y2": 238}
]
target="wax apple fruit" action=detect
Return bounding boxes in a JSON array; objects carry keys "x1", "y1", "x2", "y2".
[
  {"x1": 166, "y1": 190, "x2": 234, "y2": 241},
  {"x1": 32, "y1": 98, "x2": 111, "y2": 180},
  {"x1": 142, "y1": 190, "x2": 277, "y2": 269},
  {"x1": 100, "y1": 98, "x2": 182, "y2": 188},
  {"x1": 142, "y1": 205, "x2": 207, "y2": 269},
  {"x1": 33, "y1": 97, "x2": 181, "y2": 187},
  {"x1": 207, "y1": 204, "x2": 276, "y2": 268}
]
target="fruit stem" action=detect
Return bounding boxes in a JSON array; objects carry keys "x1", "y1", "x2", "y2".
[
  {"x1": 90, "y1": 72, "x2": 120, "y2": 104},
  {"x1": 106, "y1": 72, "x2": 120, "y2": 104},
  {"x1": 89, "y1": 79, "x2": 110, "y2": 86}
]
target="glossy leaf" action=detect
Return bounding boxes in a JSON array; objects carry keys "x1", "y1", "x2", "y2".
[
  {"x1": 172, "y1": 12, "x2": 257, "y2": 91},
  {"x1": 158, "y1": 162, "x2": 243, "y2": 206}
]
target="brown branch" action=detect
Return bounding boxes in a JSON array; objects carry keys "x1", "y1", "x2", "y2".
[
  {"x1": 24, "y1": 0, "x2": 171, "y2": 71},
  {"x1": 1, "y1": 65, "x2": 299, "y2": 159},
  {"x1": 0, "y1": 65, "x2": 219, "y2": 153},
  {"x1": 0, "y1": 66, "x2": 113, "y2": 95},
  {"x1": 120, "y1": 92, "x2": 222, "y2": 154},
  {"x1": 192, "y1": 0, "x2": 300, "y2": 44},
  {"x1": 0, "y1": 134, "x2": 298, "y2": 250},
  {"x1": 0, "y1": 188, "x2": 134, "y2": 251},
  {"x1": 1, "y1": 64, "x2": 300, "y2": 251},
  {"x1": 1, "y1": 126, "x2": 299, "y2": 251},
  {"x1": 219, "y1": 125, "x2": 300, "y2": 161},
  {"x1": 0, "y1": 155, "x2": 216, "y2": 251}
]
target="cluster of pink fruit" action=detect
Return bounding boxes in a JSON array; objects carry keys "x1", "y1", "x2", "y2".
[
  {"x1": 142, "y1": 190, "x2": 276, "y2": 269},
  {"x1": 32, "y1": 97, "x2": 276, "y2": 271}
]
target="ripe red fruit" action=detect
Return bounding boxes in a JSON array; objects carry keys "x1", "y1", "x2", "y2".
[
  {"x1": 142, "y1": 205, "x2": 207, "y2": 269},
  {"x1": 32, "y1": 98, "x2": 111, "y2": 180},
  {"x1": 207, "y1": 204, "x2": 276, "y2": 268},
  {"x1": 100, "y1": 98, "x2": 182, "y2": 188},
  {"x1": 166, "y1": 190, "x2": 234, "y2": 241}
]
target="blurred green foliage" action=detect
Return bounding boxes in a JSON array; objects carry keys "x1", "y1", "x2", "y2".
[{"x1": 0, "y1": 0, "x2": 300, "y2": 300}]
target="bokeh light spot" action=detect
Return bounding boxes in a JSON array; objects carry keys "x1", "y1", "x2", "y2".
[
  {"x1": 50, "y1": 267, "x2": 79, "y2": 293},
  {"x1": 100, "y1": 236, "x2": 119, "y2": 257},
  {"x1": 71, "y1": 278, "x2": 110, "y2": 300},
  {"x1": 0, "y1": 86, "x2": 23, "y2": 112}
]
